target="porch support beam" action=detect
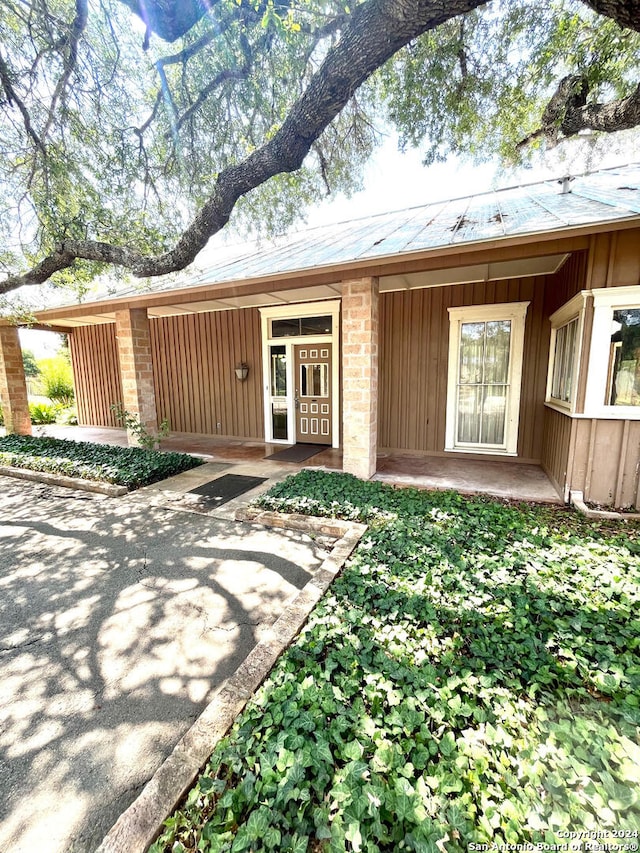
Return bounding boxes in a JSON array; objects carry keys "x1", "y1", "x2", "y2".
[
  {"x1": 0, "y1": 325, "x2": 31, "y2": 435},
  {"x1": 115, "y1": 308, "x2": 158, "y2": 446},
  {"x1": 341, "y1": 276, "x2": 379, "y2": 479}
]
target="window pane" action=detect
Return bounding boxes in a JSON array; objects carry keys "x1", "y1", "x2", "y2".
[
  {"x1": 457, "y1": 385, "x2": 482, "y2": 443},
  {"x1": 482, "y1": 385, "x2": 507, "y2": 444},
  {"x1": 551, "y1": 318, "x2": 578, "y2": 403},
  {"x1": 271, "y1": 319, "x2": 299, "y2": 337},
  {"x1": 484, "y1": 321, "x2": 511, "y2": 384},
  {"x1": 270, "y1": 345, "x2": 286, "y2": 397},
  {"x1": 608, "y1": 308, "x2": 640, "y2": 406},
  {"x1": 300, "y1": 315, "x2": 332, "y2": 335},
  {"x1": 459, "y1": 322, "x2": 485, "y2": 384}
]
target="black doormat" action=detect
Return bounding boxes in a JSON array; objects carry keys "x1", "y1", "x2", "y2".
[
  {"x1": 267, "y1": 444, "x2": 330, "y2": 463},
  {"x1": 188, "y1": 474, "x2": 267, "y2": 507}
]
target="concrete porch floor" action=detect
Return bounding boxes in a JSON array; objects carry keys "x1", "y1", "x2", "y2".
[{"x1": 31, "y1": 425, "x2": 563, "y2": 504}]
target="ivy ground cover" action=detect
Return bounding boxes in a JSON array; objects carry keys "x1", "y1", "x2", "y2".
[
  {"x1": 152, "y1": 471, "x2": 640, "y2": 852},
  {"x1": 0, "y1": 434, "x2": 203, "y2": 488}
]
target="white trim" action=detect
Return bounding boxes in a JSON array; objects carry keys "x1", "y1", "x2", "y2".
[
  {"x1": 584, "y1": 285, "x2": 640, "y2": 419},
  {"x1": 445, "y1": 302, "x2": 529, "y2": 455},
  {"x1": 259, "y1": 301, "x2": 341, "y2": 447},
  {"x1": 545, "y1": 291, "x2": 590, "y2": 414}
]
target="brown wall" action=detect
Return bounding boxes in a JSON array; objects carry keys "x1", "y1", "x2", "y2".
[
  {"x1": 541, "y1": 407, "x2": 574, "y2": 500},
  {"x1": 568, "y1": 419, "x2": 640, "y2": 508},
  {"x1": 69, "y1": 324, "x2": 123, "y2": 427},
  {"x1": 378, "y1": 275, "x2": 551, "y2": 461},
  {"x1": 150, "y1": 309, "x2": 263, "y2": 439},
  {"x1": 70, "y1": 308, "x2": 263, "y2": 439}
]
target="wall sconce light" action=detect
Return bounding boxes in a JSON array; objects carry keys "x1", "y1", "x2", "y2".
[{"x1": 235, "y1": 362, "x2": 249, "y2": 381}]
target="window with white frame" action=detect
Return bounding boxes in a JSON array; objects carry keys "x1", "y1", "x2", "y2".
[
  {"x1": 584, "y1": 285, "x2": 640, "y2": 418},
  {"x1": 550, "y1": 318, "x2": 579, "y2": 403},
  {"x1": 606, "y1": 308, "x2": 640, "y2": 407},
  {"x1": 546, "y1": 292, "x2": 588, "y2": 411}
]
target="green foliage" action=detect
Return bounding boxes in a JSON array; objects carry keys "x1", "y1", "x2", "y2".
[
  {"x1": 0, "y1": 405, "x2": 3, "y2": 426},
  {"x1": 21, "y1": 348, "x2": 40, "y2": 378},
  {"x1": 38, "y1": 355, "x2": 75, "y2": 406},
  {"x1": 110, "y1": 402, "x2": 170, "y2": 451},
  {"x1": 29, "y1": 402, "x2": 58, "y2": 424},
  {"x1": 152, "y1": 471, "x2": 640, "y2": 851},
  {"x1": 378, "y1": 1, "x2": 640, "y2": 165},
  {"x1": 0, "y1": 434, "x2": 203, "y2": 488}
]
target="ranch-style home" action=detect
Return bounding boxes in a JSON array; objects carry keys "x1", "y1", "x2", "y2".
[{"x1": 1, "y1": 163, "x2": 639, "y2": 508}]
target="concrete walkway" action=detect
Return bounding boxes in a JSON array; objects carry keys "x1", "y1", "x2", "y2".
[{"x1": 0, "y1": 468, "x2": 331, "y2": 853}]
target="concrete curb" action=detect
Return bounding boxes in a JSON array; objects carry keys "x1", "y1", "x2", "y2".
[
  {"x1": 570, "y1": 490, "x2": 640, "y2": 521},
  {"x1": 0, "y1": 464, "x2": 128, "y2": 496},
  {"x1": 96, "y1": 511, "x2": 367, "y2": 853}
]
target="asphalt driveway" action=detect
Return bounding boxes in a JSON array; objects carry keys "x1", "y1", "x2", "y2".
[{"x1": 0, "y1": 473, "x2": 329, "y2": 853}]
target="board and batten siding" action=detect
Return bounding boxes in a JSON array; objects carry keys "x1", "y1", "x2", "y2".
[
  {"x1": 149, "y1": 308, "x2": 263, "y2": 439},
  {"x1": 378, "y1": 275, "x2": 550, "y2": 462},
  {"x1": 69, "y1": 323, "x2": 123, "y2": 427},
  {"x1": 568, "y1": 419, "x2": 640, "y2": 509},
  {"x1": 70, "y1": 308, "x2": 263, "y2": 439}
]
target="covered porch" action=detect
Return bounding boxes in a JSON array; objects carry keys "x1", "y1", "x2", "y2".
[{"x1": 34, "y1": 425, "x2": 562, "y2": 504}]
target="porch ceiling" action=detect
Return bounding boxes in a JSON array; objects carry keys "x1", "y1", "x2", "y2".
[{"x1": 37, "y1": 254, "x2": 569, "y2": 328}]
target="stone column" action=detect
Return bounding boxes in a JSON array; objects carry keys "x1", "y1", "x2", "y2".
[
  {"x1": 0, "y1": 324, "x2": 31, "y2": 435},
  {"x1": 341, "y1": 277, "x2": 379, "y2": 479},
  {"x1": 115, "y1": 308, "x2": 158, "y2": 446}
]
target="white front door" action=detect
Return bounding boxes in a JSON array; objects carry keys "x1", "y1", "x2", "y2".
[{"x1": 446, "y1": 303, "x2": 529, "y2": 455}]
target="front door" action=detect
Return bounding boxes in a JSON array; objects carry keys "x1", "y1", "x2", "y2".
[{"x1": 294, "y1": 344, "x2": 332, "y2": 444}]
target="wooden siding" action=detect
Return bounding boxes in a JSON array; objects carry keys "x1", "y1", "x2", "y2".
[
  {"x1": 568, "y1": 419, "x2": 640, "y2": 509},
  {"x1": 69, "y1": 324, "x2": 123, "y2": 427},
  {"x1": 541, "y1": 407, "x2": 574, "y2": 500},
  {"x1": 544, "y1": 251, "x2": 588, "y2": 315},
  {"x1": 149, "y1": 309, "x2": 263, "y2": 439},
  {"x1": 588, "y1": 227, "x2": 640, "y2": 289},
  {"x1": 378, "y1": 275, "x2": 550, "y2": 461}
]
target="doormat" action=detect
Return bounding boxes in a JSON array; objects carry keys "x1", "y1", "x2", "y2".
[
  {"x1": 188, "y1": 474, "x2": 267, "y2": 507},
  {"x1": 267, "y1": 444, "x2": 329, "y2": 463}
]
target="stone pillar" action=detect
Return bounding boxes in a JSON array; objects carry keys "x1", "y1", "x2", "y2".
[
  {"x1": 341, "y1": 277, "x2": 379, "y2": 479},
  {"x1": 0, "y1": 325, "x2": 31, "y2": 435},
  {"x1": 115, "y1": 308, "x2": 158, "y2": 446}
]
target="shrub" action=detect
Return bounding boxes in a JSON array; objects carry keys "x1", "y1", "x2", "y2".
[
  {"x1": 38, "y1": 356, "x2": 75, "y2": 406},
  {"x1": 29, "y1": 402, "x2": 58, "y2": 424},
  {"x1": 0, "y1": 434, "x2": 203, "y2": 488}
]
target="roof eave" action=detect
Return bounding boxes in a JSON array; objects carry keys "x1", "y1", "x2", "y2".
[{"x1": 32, "y1": 214, "x2": 640, "y2": 325}]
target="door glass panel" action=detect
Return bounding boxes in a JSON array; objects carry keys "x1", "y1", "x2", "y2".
[
  {"x1": 270, "y1": 345, "x2": 286, "y2": 397},
  {"x1": 457, "y1": 320, "x2": 511, "y2": 446},
  {"x1": 300, "y1": 363, "x2": 328, "y2": 397},
  {"x1": 271, "y1": 400, "x2": 288, "y2": 440},
  {"x1": 608, "y1": 308, "x2": 640, "y2": 406}
]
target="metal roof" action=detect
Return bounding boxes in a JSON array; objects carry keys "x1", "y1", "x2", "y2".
[
  {"x1": 35, "y1": 162, "x2": 640, "y2": 314},
  {"x1": 182, "y1": 162, "x2": 640, "y2": 287}
]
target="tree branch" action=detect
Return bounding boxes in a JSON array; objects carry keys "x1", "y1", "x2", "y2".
[
  {"x1": 41, "y1": 0, "x2": 89, "y2": 141},
  {"x1": 1, "y1": 0, "x2": 490, "y2": 293},
  {"x1": 518, "y1": 75, "x2": 640, "y2": 150},
  {"x1": 0, "y1": 51, "x2": 46, "y2": 155},
  {"x1": 580, "y1": 0, "x2": 640, "y2": 32}
]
